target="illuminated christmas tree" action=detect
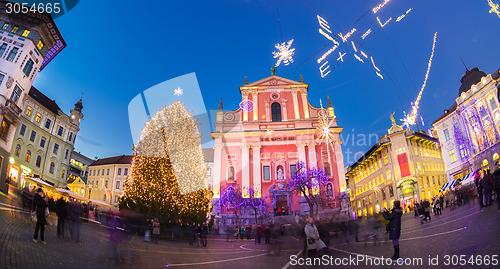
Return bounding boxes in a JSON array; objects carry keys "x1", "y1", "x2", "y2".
[{"x1": 120, "y1": 101, "x2": 212, "y2": 225}]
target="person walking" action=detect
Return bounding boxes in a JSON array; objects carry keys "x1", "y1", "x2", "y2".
[
  {"x1": 476, "y1": 170, "x2": 484, "y2": 208},
  {"x1": 239, "y1": 225, "x2": 245, "y2": 240},
  {"x1": 202, "y1": 222, "x2": 208, "y2": 247},
  {"x1": 189, "y1": 223, "x2": 197, "y2": 247},
  {"x1": 152, "y1": 218, "x2": 160, "y2": 244},
  {"x1": 493, "y1": 161, "x2": 500, "y2": 213},
  {"x1": 382, "y1": 200, "x2": 403, "y2": 260},
  {"x1": 264, "y1": 225, "x2": 271, "y2": 244},
  {"x1": 55, "y1": 197, "x2": 68, "y2": 239},
  {"x1": 423, "y1": 199, "x2": 431, "y2": 221},
  {"x1": 482, "y1": 170, "x2": 494, "y2": 207},
  {"x1": 245, "y1": 224, "x2": 252, "y2": 240},
  {"x1": 304, "y1": 217, "x2": 326, "y2": 258},
  {"x1": 417, "y1": 202, "x2": 425, "y2": 224},
  {"x1": 234, "y1": 226, "x2": 239, "y2": 241},
  {"x1": 33, "y1": 188, "x2": 48, "y2": 244}
]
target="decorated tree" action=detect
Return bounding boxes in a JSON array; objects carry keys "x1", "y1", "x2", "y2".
[
  {"x1": 219, "y1": 185, "x2": 273, "y2": 225},
  {"x1": 218, "y1": 184, "x2": 244, "y2": 225},
  {"x1": 120, "y1": 101, "x2": 212, "y2": 225},
  {"x1": 288, "y1": 162, "x2": 330, "y2": 217}
]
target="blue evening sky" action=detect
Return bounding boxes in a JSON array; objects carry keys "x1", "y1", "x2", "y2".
[{"x1": 32, "y1": 0, "x2": 500, "y2": 165}]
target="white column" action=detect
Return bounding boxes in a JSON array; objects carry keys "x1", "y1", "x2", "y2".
[
  {"x1": 301, "y1": 90, "x2": 310, "y2": 119},
  {"x1": 334, "y1": 141, "x2": 346, "y2": 192},
  {"x1": 281, "y1": 99, "x2": 288, "y2": 121},
  {"x1": 298, "y1": 144, "x2": 306, "y2": 165},
  {"x1": 291, "y1": 89, "x2": 300, "y2": 119},
  {"x1": 265, "y1": 100, "x2": 271, "y2": 122},
  {"x1": 252, "y1": 146, "x2": 261, "y2": 197},
  {"x1": 252, "y1": 90, "x2": 258, "y2": 121},
  {"x1": 308, "y1": 144, "x2": 317, "y2": 169},
  {"x1": 241, "y1": 145, "x2": 250, "y2": 197},
  {"x1": 242, "y1": 92, "x2": 249, "y2": 122},
  {"x1": 213, "y1": 145, "x2": 222, "y2": 197}
]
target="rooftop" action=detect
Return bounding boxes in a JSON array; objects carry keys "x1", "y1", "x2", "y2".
[
  {"x1": 28, "y1": 86, "x2": 62, "y2": 115},
  {"x1": 90, "y1": 155, "x2": 133, "y2": 166}
]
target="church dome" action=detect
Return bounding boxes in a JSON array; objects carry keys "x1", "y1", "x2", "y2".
[{"x1": 458, "y1": 67, "x2": 487, "y2": 96}]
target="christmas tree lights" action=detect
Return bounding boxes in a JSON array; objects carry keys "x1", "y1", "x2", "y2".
[{"x1": 121, "y1": 101, "x2": 212, "y2": 225}]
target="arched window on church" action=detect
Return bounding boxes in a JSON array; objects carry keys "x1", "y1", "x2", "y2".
[{"x1": 271, "y1": 102, "x2": 282, "y2": 122}]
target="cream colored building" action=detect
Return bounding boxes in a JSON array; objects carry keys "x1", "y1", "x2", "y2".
[
  {"x1": 346, "y1": 117, "x2": 446, "y2": 218},
  {"x1": 8, "y1": 86, "x2": 82, "y2": 188},
  {"x1": 87, "y1": 155, "x2": 132, "y2": 208}
]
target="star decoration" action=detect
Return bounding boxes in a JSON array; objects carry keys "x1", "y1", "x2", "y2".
[
  {"x1": 315, "y1": 102, "x2": 337, "y2": 163},
  {"x1": 174, "y1": 87, "x2": 183, "y2": 96},
  {"x1": 272, "y1": 39, "x2": 296, "y2": 67},
  {"x1": 262, "y1": 126, "x2": 274, "y2": 140},
  {"x1": 489, "y1": 0, "x2": 500, "y2": 18}
]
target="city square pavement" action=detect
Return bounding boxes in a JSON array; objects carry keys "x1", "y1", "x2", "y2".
[{"x1": 1, "y1": 187, "x2": 500, "y2": 269}]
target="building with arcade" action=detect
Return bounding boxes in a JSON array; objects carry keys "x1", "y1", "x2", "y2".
[{"x1": 211, "y1": 72, "x2": 347, "y2": 223}]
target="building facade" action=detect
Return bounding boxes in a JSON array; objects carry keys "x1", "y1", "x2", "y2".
[
  {"x1": 87, "y1": 155, "x2": 132, "y2": 208},
  {"x1": 67, "y1": 151, "x2": 94, "y2": 197},
  {"x1": 0, "y1": 3, "x2": 66, "y2": 184},
  {"x1": 8, "y1": 86, "x2": 82, "y2": 188},
  {"x1": 432, "y1": 67, "x2": 500, "y2": 182},
  {"x1": 212, "y1": 73, "x2": 346, "y2": 220},
  {"x1": 346, "y1": 117, "x2": 446, "y2": 218}
]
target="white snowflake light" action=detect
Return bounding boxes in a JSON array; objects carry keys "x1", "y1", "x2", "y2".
[
  {"x1": 174, "y1": 87, "x2": 183, "y2": 96},
  {"x1": 273, "y1": 39, "x2": 296, "y2": 67},
  {"x1": 488, "y1": 0, "x2": 500, "y2": 18},
  {"x1": 316, "y1": 101, "x2": 337, "y2": 163}
]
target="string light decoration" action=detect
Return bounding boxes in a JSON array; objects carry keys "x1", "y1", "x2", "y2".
[
  {"x1": 488, "y1": 0, "x2": 500, "y2": 18},
  {"x1": 404, "y1": 32, "x2": 438, "y2": 126},
  {"x1": 262, "y1": 126, "x2": 274, "y2": 140},
  {"x1": 273, "y1": 39, "x2": 296, "y2": 67},
  {"x1": 218, "y1": 185, "x2": 275, "y2": 223},
  {"x1": 362, "y1": 29, "x2": 372, "y2": 39},
  {"x1": 373, "y1": 0, "x2": 391, "y2": 14},
  {"x1": 354, "y1": 53, "x2": 364, "y2": 63},
  {"x1": 173, "y1": 87, "x2": 183, "y2": 96},
  {"x1": 121, "y1": 101, "x2": 212, "y2": 225},
  {"x1": 396, "y1": 8, "x2": 413, "y2": 22},
  {"x1": 315, "y1": 101, "x2": 337, "y2": 163},
  {"x1": 377, "y1": 16, "x2": 392, "y2": 27},
  {"x1": 317, "y1": 45, "x2": 338, "y2": 64}
]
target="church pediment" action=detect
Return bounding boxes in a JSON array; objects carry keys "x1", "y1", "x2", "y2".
[{"x1": 243, "y1": 75, "x2": 306, "y2": 88}]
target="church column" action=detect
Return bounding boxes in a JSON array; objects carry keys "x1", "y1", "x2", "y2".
[
  {"x1": 213, "y1": 145, "x2": 222, "y2": 198},
  {"x1": 297, "y1": 144, "x2": 306, "y2": 165},
  {"x1": 281, "y1": 99, "x2": 288, "y2": 121},
  {"x1": 252, "y1": 146, "x2": 261, "y2": 197},
  {"x1": 242, "y1": 92, "x2": 249, "y2": 122},
  {"x1": 307, "y1": 143, "x2": 317, "y2": 169},
  {"x1": 241, "y1": 145, "x2": 250, "y2": 197},
  {"x1": 301, "y1": 89, "x2": 310, "y2": 119},
  {"x1": 265, "y1": 100, "x2": 271, "y2": 122},
  {"x1": 252, "y1": 90, "x2": 258, "y2": 121},
  {"x1": 291, "y1": 89, "x2": 300, "y2": 119},
  {"x1": 334, "y1": 140, "x2": 346, "y2": 193}
]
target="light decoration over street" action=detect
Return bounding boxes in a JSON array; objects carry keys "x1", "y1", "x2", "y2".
[
  {"x1": 362, "y1": 29, "x2": 372, "y2": 39},
  {"x1": 403, "y1": 32, "x2": 438, "y2": 126},
  {"x1": 317, "y1": 45, "x2": 338, "y2": 64},
  {"x1": 339, "y1": 28, "x2": 357, "y2": 43},
  {"x1": 263, "y1": 126, "x2": 274, "y2": 140},
  {"x1": 488, "y1": 0, "x2": 500, "y2": 18},
  {"x1": 377, "y1": 16, "x2": 392, "y2": 27},
  {"x1": 373, "y1": 0, "x2": 391, "y2": 14},
  {"x1": 315, "y1": 100, "x2": 337, "y2": 163},
  {"x1": 272, "y1": 39, "x2": 296, "y2": 67},
  {"x1": 173, "y1": 87, "x2": 183, "y2": 96},
  {"x1": 396, "y1": 8, "x2": 413, "y2": 22}
]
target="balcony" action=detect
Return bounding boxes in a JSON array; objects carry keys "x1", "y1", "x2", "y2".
[{"x1": 1, "y1": 97, "x2": 22, "y2": 124}]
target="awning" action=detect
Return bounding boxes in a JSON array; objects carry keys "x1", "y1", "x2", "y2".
[
  {"x1": 439, "y1": 182, "x2": 450, "y2": 192},
  {"x1": 89, "y1": 199, "x2": 114, "y2": 209},
  {"x1": 460, "y1": 171, "x2": 477, "y2": 186},
  {"x1": 55, "y1": 188, "x2": 89, "y2": 202},
  {"x1": 449, "y1": 178, "x2": 460, "y2": 190},
  {"x1": 24, "y1": 177, "x2": 56, "y2": 190}
]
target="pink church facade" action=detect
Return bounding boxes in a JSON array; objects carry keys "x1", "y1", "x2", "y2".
[{"x1": 212, "y1": 74, "x2": 346, "y2": 218}]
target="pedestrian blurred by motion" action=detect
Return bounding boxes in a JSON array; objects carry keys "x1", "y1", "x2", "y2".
[
  {"x1": 144, "y1": 219, "x2": 151, "y2": 242},
  {"x1": 245, "y1": 224, "x2": 252, "y2": 240},
  {"x1": 234, "y1": 226, "x2": 239, "y2": 241},
  {"x1": 152, "y1": 218, "x2": 160, "y2": 244},
  {"x1": 239, "y1": 225, "x2": 245, "y2": 240},
  {"x1": 493, "y1": 161, "x2": 500, "y2": 212},
  {"x1": 225, "y1": 224, "x2": 232, "y2": 242},
  {"x1": 264, "y1": 225, "x2": 271, "y2": 244},
  {"x1": 196, "y1": 224, "x2": 203, "y2": 247},
  {"x1": 255, "y1": 225, "x2": 263, "y2": 244},
  {"x1": 413, "y1": 202, "x2": 419, "y2": 218},
  {"x1": 423, "y1": 199, "x2": 431, "y2": 221},
  {"x1": 482, "y1": 169, "x2": 494, "y2": 207},
  {"x1": 69, "y1": 200, "x2": 83, "y2": 242},
  {"x1": 55, "y1": 196, "x2": 68, "y2": 239},
  {"x1": 304, "y1": 217, "x2": 326, "y2": 258},
  {"x1": 189, "y1": 223, "x2": 197, "y2": 247},
  {"x1": 417, "y1": 202, "x2": 425, "y2": 224},
  {"x1": 202, "y1": 222, "x2": 208, "y2": 247},
  {"x1": 476, "y1": 169, "x2": 484, "y2": 208},
  {"x1": 33, "y1": 188, "x2": 48, "y2": 244},
  {"x1": 280, "y1": 224, "x2": 285, "y2": 236},
  {"x1": 382, "y1": 200, "x2": 403, "y2": 260}
]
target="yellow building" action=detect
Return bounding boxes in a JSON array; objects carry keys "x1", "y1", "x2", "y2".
[
  {"x1": 346, "y1": 116, "x2": 446, "y2": 218},
  {"x1": 67, "y1": 176, "x2": 86, "y2": 197}
]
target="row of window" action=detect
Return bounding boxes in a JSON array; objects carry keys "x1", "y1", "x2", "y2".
[
  {"x1": 18, "y1": 124, "x2": 69, "y2": 158},
  {"x1": 89, "y1": 179, "x2": 122, "y2": 190},
  {"x1": 227, "y1": 163, "x2": 327, "y2": 182},
  {"x1": 0, "y1": 43, "x2": 19, "y2": 62},
  {"x1": 1, "y1": 22, "x2": 43, "y2": 50},
  {"x1": 24, "y1": 106, "x2": 74, "y2": 142},
  {"x1": 13, "y1": 144, "x2": 64, "y2": 178},
  {"x1": 416, "y1": 161, "x2": 444, "y2": 172},
  {"x1": 412, "y1": 141, "x2": 441, "y2": 158},
  {"x1": 356, "y1": 185, "x2": 395, "y2": 209},
  {"x1": 89, "y1": 167, "x2": 128, "y2": 177},
  {"x1": 354, "y1": 170, "x2": 392, "y2": 196}
]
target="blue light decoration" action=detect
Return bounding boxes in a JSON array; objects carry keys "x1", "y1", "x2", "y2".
[
  {"x1": 218, "y1": 184, "x2": 275, "y2": 215},
  {"x1": 239, "y1": 100, "x2": 255, "y2": 112}
]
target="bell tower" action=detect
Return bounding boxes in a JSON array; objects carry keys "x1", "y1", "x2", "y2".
[{"x1": 70, "y1": 97, "x2": 84, "y2": 126}]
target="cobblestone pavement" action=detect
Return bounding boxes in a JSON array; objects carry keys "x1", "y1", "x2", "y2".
[{"x1": 1, "y1": 186, "x2": 500, "y2": 269}]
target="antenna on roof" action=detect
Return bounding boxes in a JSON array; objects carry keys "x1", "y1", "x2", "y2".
[{"x1": 460, "y1": 57, "x2": 469, "y2": 72}]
